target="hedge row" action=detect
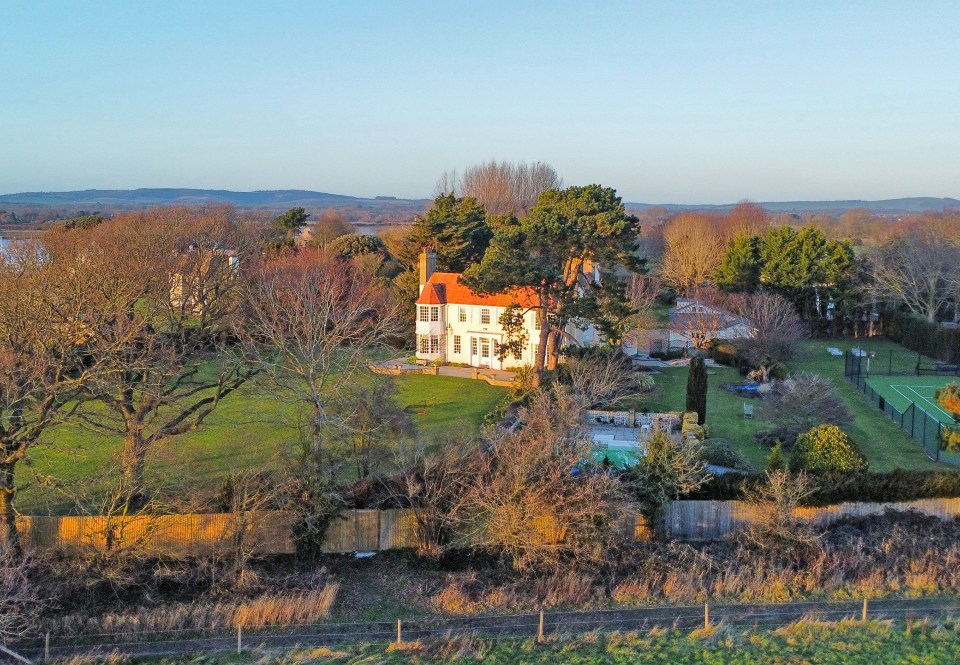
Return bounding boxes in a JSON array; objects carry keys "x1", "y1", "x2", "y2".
[
  {"x1": 884, "y1": 309, "x2": 960, "y2": 363},
  {"x1": 683, "y1": 469, "x2": 960, "y2": 506}
]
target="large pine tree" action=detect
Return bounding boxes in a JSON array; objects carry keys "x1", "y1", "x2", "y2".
[{"x1": 462, "y1": 185, "x2": 643, "y2": 382}]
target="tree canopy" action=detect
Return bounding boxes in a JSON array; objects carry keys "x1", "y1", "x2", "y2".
[
  {"x1": 408, "y1": 193, "x2": 491, "y2": 273},
  {"x1": 462, "y1": 184, "x2": 642, "y2": 378}
]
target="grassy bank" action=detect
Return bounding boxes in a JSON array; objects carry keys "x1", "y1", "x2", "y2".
[{"x1": 130, "y1": 618, "x2": 960, "y2": 664}]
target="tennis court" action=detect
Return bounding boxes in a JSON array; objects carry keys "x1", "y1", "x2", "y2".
[{"x1": 865, "y1": 374, "x2": 957, "y2": 427}]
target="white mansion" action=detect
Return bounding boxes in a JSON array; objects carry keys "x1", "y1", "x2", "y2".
[{"x1": 414, "y1": 249, "x2": 599, "y2": 369}]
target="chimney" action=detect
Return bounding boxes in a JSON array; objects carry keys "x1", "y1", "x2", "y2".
[{"x1": 419, "y1": 248, "x2": 437, "y2": 293}]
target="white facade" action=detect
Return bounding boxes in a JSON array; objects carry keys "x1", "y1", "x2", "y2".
[
  {"x1": 415, "y1": 302, "x2": 543, "y2": 369},
  {"x1": 413, "y1": 250, "x2": 600, "y2": 369}
]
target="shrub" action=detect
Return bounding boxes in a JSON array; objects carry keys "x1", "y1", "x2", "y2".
[
  {"x1": 766, "y1": 442, "x2": 787, "y2": 472},
  {"x1": 686, "y1": 469, "x2": 960, "y2": 505},
  {"x1": 710, "y1": 342, "x2": 738, "y2": 366},
  {"x1": 884, "y1": 308, "x2": 960, "y2": 363},
  {"x1": 790, "y1": 425, "x2": 867, "y2": 473},
  {"x1": 702, "y1": 439, "x2": 749, "y2": 470},
  {"x1": 941, "y1": 427, "x2": 960, "y2": 453},
  {"x1": 768, "y1": 362, "x2": 787, "y2": 380}
]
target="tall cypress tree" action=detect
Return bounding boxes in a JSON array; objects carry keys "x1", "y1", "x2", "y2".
[{"x1": 686, "y1": 356, "x2": 708, "y2": 425}]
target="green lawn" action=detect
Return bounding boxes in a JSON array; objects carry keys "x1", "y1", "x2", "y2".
[
  {"x1": 791, "y1": 339, "x2": 943, "y2": 472},
  {"x1": 632, "y1": 338, "x2": 945, "y2": 473},
  {"x1": 17, "y1": 373, "x2": 506, "y2": 514},
  {"x1": 637, "y1": 366, "x2": 772, "y2": 470}
]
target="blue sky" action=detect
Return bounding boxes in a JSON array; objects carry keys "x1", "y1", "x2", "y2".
[{"x1": 1, "y1": 1, "x2": 958, "y2": 203}]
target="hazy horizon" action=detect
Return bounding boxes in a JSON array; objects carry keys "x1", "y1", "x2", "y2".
[{"x1": 2, "y1": 1, "x2": 958, "y2": 203}]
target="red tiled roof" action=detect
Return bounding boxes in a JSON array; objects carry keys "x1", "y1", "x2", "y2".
[{"x1": 415, "y1": 273, "x2": 539, "y2": 308}]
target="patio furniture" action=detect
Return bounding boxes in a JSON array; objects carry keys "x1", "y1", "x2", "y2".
[{"x1": 743, "y1": 403, "x2": 754, "y2": 419}]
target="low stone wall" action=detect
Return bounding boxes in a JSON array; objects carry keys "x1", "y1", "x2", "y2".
[{"x1": 586, "y1": 410, "x2": 682, "y2": 430}]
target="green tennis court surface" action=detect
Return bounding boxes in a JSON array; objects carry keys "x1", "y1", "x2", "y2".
[{"x1": 865, "y1": 374, "x2": 957, "y2": 425}]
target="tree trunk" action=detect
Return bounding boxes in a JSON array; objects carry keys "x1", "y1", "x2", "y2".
[
  {"x1": 121, "y1": 431, "x2": 148, "y2": 502},
  {"x1": 0, "y1": 463, "x2": 20, "y2": 556},
  {"x1": 546, "y1": 330, "x2": 558, "y2": 371},
  {"x1": 533, "y1": 309, "x2": 551, "y2": 387}
]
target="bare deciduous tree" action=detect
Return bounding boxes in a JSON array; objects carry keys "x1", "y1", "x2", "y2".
[
  {"x1": 870, "y1": 220, "x2": 960, "y2": 323},
  {"x1": 726, "y1": 291, "x2": 807, "y2": 366},
  {"x1": 565, "y1": 350, "x2": 648, "y2": 409},
  {"x1": 58, "y1": 209, "x2": 257, "y2": 503},
  {"x1": 0, "y1": 243, "x2": 92, "y2": 552},
  {"x1": 742, "y1": 470, "x2": 820, "y2": 557},
  {"x1": 242, "y1": 248, "x2": 403, "y2": 479},
  {"x1": 436, "y1": 160, "x2": 563, "y2": 216},
  {"x1": 390, "y1": 437, "x2": 478, "y2": 557},
  {"x1": 0, "y1": 548, "x2": 47, "y2": 642},
  {"x1": 328, "y1": 378, "x2": 413, "y2": 480},
  {"x1": 456, "y1": 387, "x2": 631, "y2": 571},
  {"x1": 762, "y1": 372, "x2": 852, "y2": 443},
  {"x1": 659, "y1": 214, "x2": 724, "y2": 296}
]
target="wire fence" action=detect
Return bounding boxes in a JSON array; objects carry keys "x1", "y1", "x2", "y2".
[
  {"x1": 844, "y1": 350, "x2": 950, "y2": 463},
  {"x1": 11, "y1": 597, "x2": 960, "y2": 662}
]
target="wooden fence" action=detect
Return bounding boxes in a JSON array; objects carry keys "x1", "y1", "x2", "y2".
[
  {"x1": 16, "y1": 498, "x2": 960, "y2": 556},
  {"x1": 15, "y1": 511, "x2": 297, "y2": 556},
  {"x1": 665, "y1": 498, "x2": 960, "y2": 540}
]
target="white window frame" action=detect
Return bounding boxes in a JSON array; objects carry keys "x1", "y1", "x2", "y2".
[
  {"x1": 429, "y1": 335, "x2": 440, "y2": 354},
  {"x1": 480, "y1": 308, "x2": 491, "y2": 325},
  {"x1": 418, "y1": 306, "x2": 430, "y2": 322},
  {"x1": 481, "y1": 338, "x2": 490, "y2": 358},
  {"x1": 459, "y1": 307, "x2": 467, "y2": 323},
  {"x1": 418, "y1": 335, "x2": 429, "y2": 353},
  {"x1": 453, "y1": 335, "x2": 461, "y2": 354},
  {"x1": 430, "y1": 306, "x2": 439, "y2": 322},
  {"x1": 471, "y1": 337, "x2": 477, "y2": 355}
]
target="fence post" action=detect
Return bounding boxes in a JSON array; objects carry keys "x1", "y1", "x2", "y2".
[
  {"x1": 397, "y1": 619, "x2": 402, "y2": 645},
  {"x1": 44, "y1": 632, "x2": 49, "y2": 663},
  {"x1": 704, "y1": 602, "x2": 710, "y2": 630},
  {"x1": 237, "y1": 625, "x2": 242, "y2": 654},
  {"x1": 538, "y1": 610, "x2": 544, "y2": 643},
  {"x1": 861, "y1": 598, "x2": 868, "y2": 622}
]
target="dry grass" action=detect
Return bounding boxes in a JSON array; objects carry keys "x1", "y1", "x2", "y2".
[
  {"x1": 423, "y1": 512, "x2": 960, "y2": 612},
  {"x1": 45, "y1": 584, "x2": 339, "y2": 638}
]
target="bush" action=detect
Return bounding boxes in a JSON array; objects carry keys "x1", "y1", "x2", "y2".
[
  {"x1": 941, "y1": 427, "x2": 960, "y2": 453},
  {"x1": 768, "y1": 362, "x2": 788, "y2": 380},
  {"x1": 709, "y1": 342, "x2": 738, "y2": 366},
  {"x1": 884, "y1": 308, "x2": 960, "y2": 363},
  {"x1": 702, "y1": 439, "x2": 749, "y2": 470},
  {"x1": 685, "y1": 469, "x2": 960, "y2": 505},
  {"x1": 790, "y1": 425, "x2": 868, "y2": 473}
]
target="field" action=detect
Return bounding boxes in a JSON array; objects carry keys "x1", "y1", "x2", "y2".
[
  {"x1": 637, "y1": 338, "x2": 945, "y2": 472},
  {"x1": 132, "y1": 619, "x2": 960, "y2": 664},
  {"x1": 17, "y1": 373, "x2": 507, "y2": 514}
]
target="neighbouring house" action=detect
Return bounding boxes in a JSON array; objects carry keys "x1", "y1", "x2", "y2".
[
  {"x1": 666, "y1": 298, "x2": 753, "y2": 350},
  {"x1": 414, "y1": 249, "x2": 600, "y2": 369},
  {"x1": 170, "y1": 246, "x2": 240, "y2": 316}
]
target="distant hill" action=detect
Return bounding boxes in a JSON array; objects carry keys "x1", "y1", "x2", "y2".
[
  {"x1": 0, "y1": 188, "x2": 430, "y2": 210},
  {"x1": 1, "y1": 189, "x2": 957, "y2": 216},
  {"x1": 626, "y1": 197, "x2": 960, "y2": 215}
]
